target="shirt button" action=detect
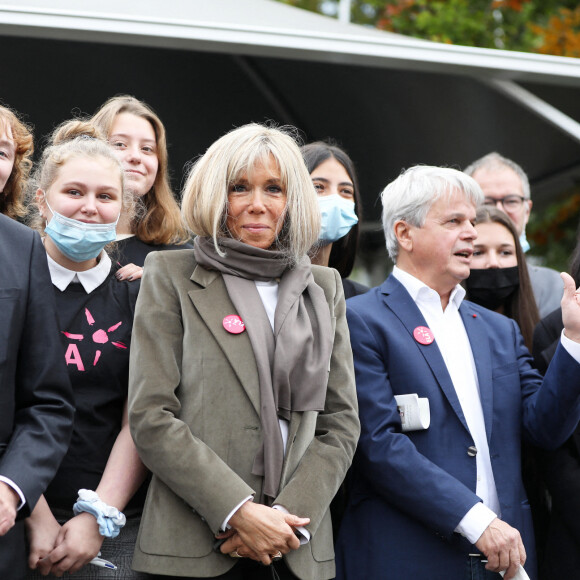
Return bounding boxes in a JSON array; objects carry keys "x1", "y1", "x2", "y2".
[{"x1": 467, "y1": 446, "x2": 477, "y2": 457}]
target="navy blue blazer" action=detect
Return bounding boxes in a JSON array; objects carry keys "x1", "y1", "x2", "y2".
[
  {"x1": 0, "y1": 215, "x2": 74, "y2": 579},
  {"x1": 335, "y1": 275, "x2": 580, "y2": 580}
]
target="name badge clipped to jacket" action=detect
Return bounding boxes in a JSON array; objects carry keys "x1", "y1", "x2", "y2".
[{"x1": 395, "y1": 394, "x2": 430, "y2": 432}]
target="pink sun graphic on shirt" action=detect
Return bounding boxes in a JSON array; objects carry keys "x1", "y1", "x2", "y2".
[{"x1": 61, "y1": 307, "x2": 126, "y2": 371}]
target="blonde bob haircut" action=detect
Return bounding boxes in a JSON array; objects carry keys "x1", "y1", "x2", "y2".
[
  {"x1": 0, "y1": 104, "x2": 34, "y2": 220},
  {"x1": 92, "y1": 95, "x2": 189, "y2": 245},
  {"x1": 182, "y1": 123, "x2": 320, "y2": 266}
]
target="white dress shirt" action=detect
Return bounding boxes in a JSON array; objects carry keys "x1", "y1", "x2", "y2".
[
  {"x1": 392, "y1": 266, "x2": 580, "y2": 544},
  {"x1": 47, "y1": 251, "x2": 111, "y2": 293},
  {"x1": 0, "y1": 476, "x2": 25, "y2": 511},
  {"x1": 254, "y1": 280, "x2": 289, "y2": 452},
  {"x1": 393, "y1": 267, "x2": 498, "y2": 542}
]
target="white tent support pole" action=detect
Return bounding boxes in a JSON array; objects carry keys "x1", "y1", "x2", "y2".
[
  {"x1": 486, "y1": 78, "x2": 580, "y2": 144},
  {"x1": 338, "y1": 0, "x2": 351, "y2": 24}
]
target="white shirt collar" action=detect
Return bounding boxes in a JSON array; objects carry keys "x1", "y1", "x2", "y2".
[
  {"x1": 393, "y1": 267, "x2": 500, "y2": 521},
  {"x1": 392, "y1": 265, "x2": 465, "y2": 310},
  {"x1": 47, "y1": 251, "x2": 112, "y2": 293}
]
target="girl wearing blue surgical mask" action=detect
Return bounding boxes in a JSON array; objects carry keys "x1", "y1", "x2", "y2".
[
  {"x1": 302, "y1": 141, "x2": 368, "y2": 299},
  {"x1": 25, "y1": 121, "x2": 148, "y2": 580},
  {"x1": 302, "y1": 141, "x2": 367, "y2": 542}
]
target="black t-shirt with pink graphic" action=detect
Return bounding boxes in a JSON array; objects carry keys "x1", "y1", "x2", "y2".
[
  {"x1": 44, "y1": 266, "x2": 143, "y2": 511},
  {"x1": 113, "y1": 236, "x2": 192, "y2": 268}
]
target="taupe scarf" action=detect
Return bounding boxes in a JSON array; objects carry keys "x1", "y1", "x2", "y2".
[{"x1": 193, "y1": 237, "x2": 332, "y2": 503}]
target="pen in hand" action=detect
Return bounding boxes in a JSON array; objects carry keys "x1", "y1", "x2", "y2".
[{"x1": 90, "y1": 553, "x2": 117, "y2": 570}]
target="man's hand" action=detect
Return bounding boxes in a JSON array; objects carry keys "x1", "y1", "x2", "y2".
[
  {"x1": 475, "y1": 517, "x2": 526, "y2": 580},
  {"x1": 561, "y1": 272, "x2": 580, "y2": 343},
  {"x1": 222, "y1": 501, "x2": 309, "y2": 565},
  {"x1": 0, "y1": 481, "x2": 19, "y2": 536}
]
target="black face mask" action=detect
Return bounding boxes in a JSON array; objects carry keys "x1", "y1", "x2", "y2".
[{"x1": 465, "y1": 266, "x2": 520, "y2": 311}]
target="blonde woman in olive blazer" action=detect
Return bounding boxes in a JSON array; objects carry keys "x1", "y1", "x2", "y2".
[{"x1": 128, "y1": 124, "x2": 360, "y2": 580}]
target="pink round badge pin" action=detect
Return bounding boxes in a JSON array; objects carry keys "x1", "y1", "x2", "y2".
[
  {"x1": 413, "y1": 326, "x2": 434, "y2": 345},
  {"x1": 223, "y1": 314, "x2": 245, "y2": 334}
]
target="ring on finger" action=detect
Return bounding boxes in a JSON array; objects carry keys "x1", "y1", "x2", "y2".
[
  {"x1": 229, "y1": 550, "x2": 243, "y2": 558},
  {"x1": 271, "y1": 551, "x2": 283, "y2": 561}
]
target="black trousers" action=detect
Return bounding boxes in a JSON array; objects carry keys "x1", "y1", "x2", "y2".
[
  {"x1": 1, "y1": 520, "x2": 27, "y2": 580},
  {"x1": 144, "y1": 559, "x2": 299, "y2": 580}
]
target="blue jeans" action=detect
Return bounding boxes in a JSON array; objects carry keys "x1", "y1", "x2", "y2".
[{"x1": 466, "y1": 554, "x2": 503, "y2": 580}]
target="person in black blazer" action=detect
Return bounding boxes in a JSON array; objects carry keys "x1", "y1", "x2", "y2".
[
  {"x1": 0, "y1": 213, "x2": 74, "y2": 579},
  {"x1": 532, "y1": 229, "x2": 580, "y2": 579}
]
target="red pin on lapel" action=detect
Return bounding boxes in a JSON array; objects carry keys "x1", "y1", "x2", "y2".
[
  {"x1": 413, "y1": 326, "x2": 434, "y2": 345},
  {"x1": 223, "y1": 314, "x2": 245, "y2": 334}
]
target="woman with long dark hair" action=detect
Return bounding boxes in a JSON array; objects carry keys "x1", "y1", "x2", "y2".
[
  {"x1": 532, "y1": 221, "x2": 580, "y2": 579},
  {"x1": 465, "y1": 205, "x2": 539, "y2": 350},
  {"x1": 301, "y1": 141, "x2": 368, "y2": 298}
]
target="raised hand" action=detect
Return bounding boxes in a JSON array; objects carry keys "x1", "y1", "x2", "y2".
[{"x1": 561, "y1": 272, "x2": 580, "y2": 343}]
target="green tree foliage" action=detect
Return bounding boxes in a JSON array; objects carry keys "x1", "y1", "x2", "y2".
[
  {"x1": 377, "y1": 0, "x2": 536, "y2": 50},
  {"x1": 527, "y1": 189, "x2": 580, "y2": 271},
  {"x1": 278, "y1": 0, "x2": 580, "y2": 56},
  {"x1": 279, "y1": 0, "x2": 580, "y2": 268},
  {"x1": 531, "y1": 5, "x2": 580, "y2": 58}
]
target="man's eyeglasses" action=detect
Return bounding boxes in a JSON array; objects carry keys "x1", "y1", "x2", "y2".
[{"x1": 483, "y1": 195, "x2": 526, "y2": 211}]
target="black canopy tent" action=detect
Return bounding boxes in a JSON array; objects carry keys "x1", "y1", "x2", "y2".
[{"x1": 1, "y1": 0, "x2": 580, "y2": 277}]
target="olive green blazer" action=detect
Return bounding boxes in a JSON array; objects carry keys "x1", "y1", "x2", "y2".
[{"x1": 128, "y1": 250, "x2": 359, "y2": 580}]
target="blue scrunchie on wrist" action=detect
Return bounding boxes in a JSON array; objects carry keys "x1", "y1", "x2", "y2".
[{"x1": 72, "y1": 489, "x2": 126, "y2": 538}]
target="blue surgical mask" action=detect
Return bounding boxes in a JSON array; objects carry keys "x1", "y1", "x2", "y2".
[
  {"x1": 43, "y1": 196, "x2": 119, "y2": 262},
  {"x1": 317, "y1": 194, "x2": 358, "y2": 243},
  {"x1": 519, "y1": 231, "x2": 530, "y2": 253}
]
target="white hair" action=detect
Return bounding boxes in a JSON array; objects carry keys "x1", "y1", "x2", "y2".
[{"x1": 382, "y1": 166, "x2": 484, "y2": 261}]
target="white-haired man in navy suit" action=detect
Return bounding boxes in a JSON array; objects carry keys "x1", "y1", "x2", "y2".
[{"x1": 336, "y1": 166, "x2": 580, "y2": 580}]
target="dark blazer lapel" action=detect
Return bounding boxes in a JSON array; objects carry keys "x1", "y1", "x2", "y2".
[
  {"x1": 460, "y1": 302, "x2": 494, "y2": 441},
  {"x1": 382, "y1": 276, "x2": 470, "y2": 434},
  {"x1": 189, "y1": 266, "x2": 260, "y2": 416}
]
